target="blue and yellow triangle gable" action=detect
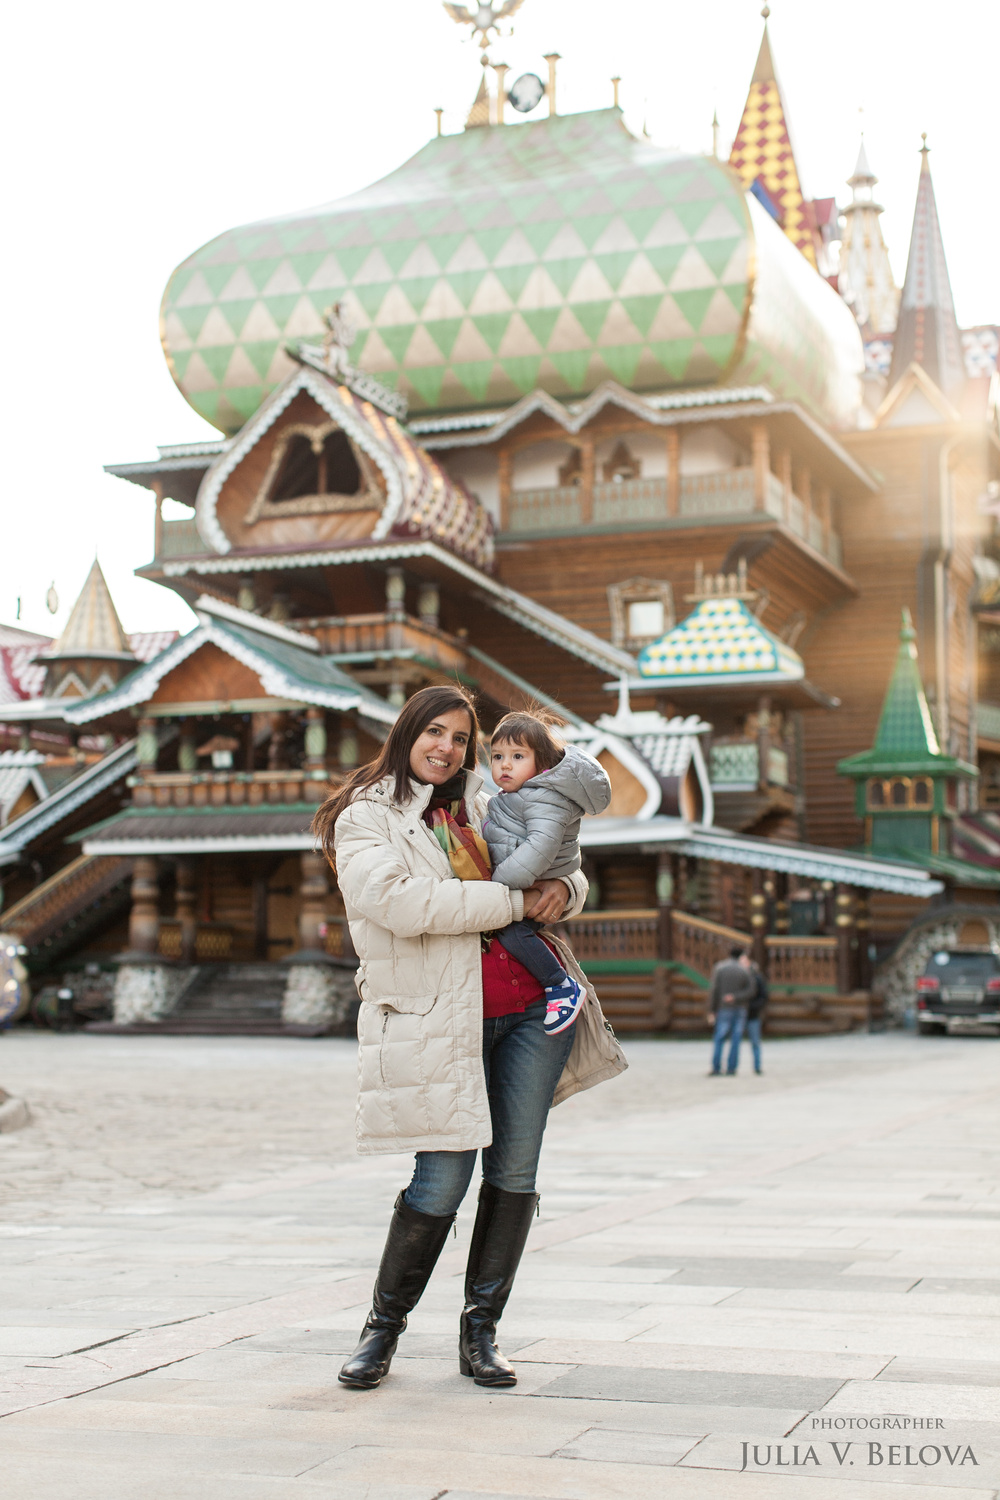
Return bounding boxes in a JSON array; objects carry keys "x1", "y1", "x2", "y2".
[{"x1": 637, "y1": 596, "x2": 804, "y2": 683}]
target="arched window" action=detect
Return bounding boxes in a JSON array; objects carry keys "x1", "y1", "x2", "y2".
[
  {"x1": 890, "y1": 779, "x2": 909, "y2": 807},
  {"x1": 247, "y1": 421, "x2": 380, "y2": 522},
  {"x1": 867, "y1": 779, "x2": 886, "y2": 808},
  {"x1": 912, "y1": 777, "x2": 932, "y2": 806}
]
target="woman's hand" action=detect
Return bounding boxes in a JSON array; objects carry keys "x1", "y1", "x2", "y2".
[{"x1": 523, "y1": 879, "x2": 569, "y2": 923}]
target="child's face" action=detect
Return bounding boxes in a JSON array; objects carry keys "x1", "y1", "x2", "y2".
[{"x1": 491, "y1": 738, "x2": 538, "y2": 791}]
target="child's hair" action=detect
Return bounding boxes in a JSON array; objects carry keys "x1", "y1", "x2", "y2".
[{"x1": 491, "y1": 706, "x2": 566, "y2": 773}]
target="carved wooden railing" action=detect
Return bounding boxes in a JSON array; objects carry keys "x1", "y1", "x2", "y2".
[
  {"x1": 765, "y1": 935, "x2": 838, "y2": 988},
  {"x1": 561, "y1": 908, "x2": 660, "y2": 961},
  {"x1": 671, "y1": 910, "x2": 751, "y2": 979},
  {"x1": 304, "y1": 613, "x2": 468, "y2": 673},
  {"x1": 157, "y1": 921, "x2": 233, "y2": 961},
  {"x1": 131, "y1": 770, "x2": 333, "y2": 809},
  {"x1": 2, "y1": 855, "x2": 132, "y2": 948}
]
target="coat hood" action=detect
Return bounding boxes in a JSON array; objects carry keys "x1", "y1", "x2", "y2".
[{"x1": 537, "y1": 745, "x2": 612, "y2": 817}]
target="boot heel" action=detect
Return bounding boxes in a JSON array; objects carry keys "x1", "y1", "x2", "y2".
[{"x1": 459, "y1": 1354, "x2": 473, "y2": 1376}]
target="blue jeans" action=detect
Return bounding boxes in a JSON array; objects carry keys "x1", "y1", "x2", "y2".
[
  {"x1": 404, "y1": 998, "x2": 575, "y2": 1217},
  {"x1": 496, "y1": 919, "x2": 567, "y2": 987},
  {"x1": 711, "y1": 1006, "x2": 746, "y2": 1074},
  {"x1": 745, "y1": 1015, "x2": 763, "y2": 1072}
]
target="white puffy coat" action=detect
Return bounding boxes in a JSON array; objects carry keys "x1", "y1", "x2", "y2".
[{"x1": 334, "y1": 772, "x2": 600, "y2": 1155}]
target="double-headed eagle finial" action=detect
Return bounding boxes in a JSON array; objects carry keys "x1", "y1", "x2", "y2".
[{"x1": 443, "y1": 1, "x2": 527, "y2": 65}]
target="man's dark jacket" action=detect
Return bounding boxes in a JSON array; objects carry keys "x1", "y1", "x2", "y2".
[{"x1": 708, "y1": 958, "x2": 755, "y2": 1011}]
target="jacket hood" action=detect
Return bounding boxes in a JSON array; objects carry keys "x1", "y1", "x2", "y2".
[{"x1": 534, "y1": 745, "x2": 612, "y2": 816}]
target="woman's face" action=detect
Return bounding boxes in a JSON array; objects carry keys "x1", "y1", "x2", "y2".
[{"x1": 409, "y1": 707, "x2": 473, "y2": 785}]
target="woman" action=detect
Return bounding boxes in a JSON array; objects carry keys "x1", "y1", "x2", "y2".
[{"x1": 314, "y1": 684, "x2": 624, "y2": 1392}]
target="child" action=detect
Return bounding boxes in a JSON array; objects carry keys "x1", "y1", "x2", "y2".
[{"x1": 484, "y1": 710, "x2": 612, "y2": 1034}]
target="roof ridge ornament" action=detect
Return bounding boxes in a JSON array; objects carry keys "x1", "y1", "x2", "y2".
[
  {"x1": 443, "y1": 1, "x2": 527, "y2": 66},
  {"x1": 686, "y1": 557, "x2": 756, "y2": 603},
  {"x1": 288, "y1": 302, "x2": 408, "y2": 421}
]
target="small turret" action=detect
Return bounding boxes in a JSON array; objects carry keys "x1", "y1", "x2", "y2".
[
  {"x1": 40, "y1": 560, "x2": 136, "y2": 699},
  {"x1": 887, "y1": 138, "x2": 965, "y2": 396},
  {"x1": 837, "y1": 609, "x2": 976, "y2": 857},
  {"x1": 838, "y1": 140, "x2": 899, "y2": 338}
]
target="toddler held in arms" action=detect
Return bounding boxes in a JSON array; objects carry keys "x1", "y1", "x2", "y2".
[{"x1": 484, "y1": 710, "x2": 612, "y2": 1034}]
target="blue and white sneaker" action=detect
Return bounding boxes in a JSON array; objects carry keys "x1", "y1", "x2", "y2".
[{"x1": 543, "y1": 977, "x2": 586, "y2": 1035}]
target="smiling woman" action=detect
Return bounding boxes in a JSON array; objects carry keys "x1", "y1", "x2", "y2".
[{"x1": 311, "y1": 683, "x2": 625, "y2": 1393}]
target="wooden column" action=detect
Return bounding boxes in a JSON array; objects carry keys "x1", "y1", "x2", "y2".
[
  {"x1": 835, "y1": 883, "x2": 855, "y2": 994},
  {"x1": 304, "y1": 707, "x2": 327, "y2": 775},
  {"x1": 175, "y1": 857, "x2": 197, "y2": 963},
  {"x1": 579, "y1": 438, "x2": 595, "y2": 526},
  {"x1": 777, "y1": 448, "x2": 793, "y2": 527},
  {"x1": 267, "y1": 712, "x2": 288, "y2": 771},
  {"x1": 498, "y1": 448, "x2": 512, "y2": 531},
  {"x1": 417, "y1": 582, "x2": 440, "y2": 629},
  {"x1": 152, "y1": 479, "x2": 164, "y2": 561},
  {"x1": 855, "y1": 891, "x2": 872, "y2": 990},
  {"x1": 136, "y1": 717, "x2": 158, "y2": 773},
  {"x1": 774, "y1": 872, "x2": 790, "y2": 934},
  {"x1": 816, "y1": 484, "x2": 832, "y2": 557},
  {"x1": 128, "y1": 856, "x2": 160, "y2": 957},
  {"x1": 798, "y1": 465, "x2": 812, "y2": 541},
  {"x1": 298, "y1": 850, "x2": 329, "y2": 955},
  {"x1": 665, "y1": 429, "x2": 680, "y2": 517},
  {"x1": 750, "y1": 866, "x2": 767, "y2": 970},
  {"x1": 756, "y1": 694, "x2": 772, "y2": 792},
  {"x1": 656, "y1": 849, "x2": 674, "y2": 961},
  {"x1": 751, "y1": 422, "x2": 770, "y2": 509}
]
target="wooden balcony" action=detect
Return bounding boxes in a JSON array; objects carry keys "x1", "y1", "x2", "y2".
[
  {"x1": 709, "y1": 739, "x2": 792, "y2": 790},
  {"x1": 504, "y1": 468, "x2": 842, "y2": 566},
  {"x1": 303, "y1": 613, "x2": 468, "y2": 675},
  {"x1": 131, "y1": 770, "x2": 333, "y2": 809},
  {"x1": 157, "y1": 517, "x2": 204, "y2": 559}
]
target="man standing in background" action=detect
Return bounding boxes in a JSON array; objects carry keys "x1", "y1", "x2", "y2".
[
  {"x1": 706, "y1": 945, "x2": 755, "y2": 1076},
  {"x1": 741, "y1": 950, "x2": 768, "y2": 1075}
]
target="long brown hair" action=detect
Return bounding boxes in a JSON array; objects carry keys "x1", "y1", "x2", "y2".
[{"x1": 313, "y1": 683, "x2": 480, "y2": 867}]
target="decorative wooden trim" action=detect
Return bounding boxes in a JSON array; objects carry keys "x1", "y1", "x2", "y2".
[
  {"x1": 666, "y1": 429, "x2": 680, "y2": 517},
  {"x1": 777, "y1": 448, "x2": 793, "y2": 527},
  {"x1": 579, "y1": 437, "x2": 595, "y2": 526},
  {"x1": 751, "y1": 422, "x2": 770, "y2": 509},
  {"x1": 498, "y1": 448, "x2": 512, "y2": 531}
]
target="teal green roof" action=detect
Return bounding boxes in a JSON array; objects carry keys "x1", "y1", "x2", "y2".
[
  {"x1": 637, "y1": 595, "x2": 804, "y2": 684},
  {"x1": 838, "y1": 609, "x2": 976, "y2": 779},
  {"x1": 160, "y1": 108, "x2": 863, "y2": 435}
]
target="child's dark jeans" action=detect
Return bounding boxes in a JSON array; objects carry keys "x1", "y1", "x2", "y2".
[{"x1": 495, "y1": 919, "x2": 568, "y2": 988}]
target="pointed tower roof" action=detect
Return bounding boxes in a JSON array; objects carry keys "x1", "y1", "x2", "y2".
[
  {"x1": 838, "y1": 609, "x2": 974, "y2": 778},
  {"x1": 728, "y1": 20, "x2": 818, "y2": 268},
  {"x1": 888, "y1": 139, "x2": 965, "y2": 395},
  {"x1": 838, "y1": 139, "x2": 899, "y2": 338},
  {"x1": 48, "y1": 561, "x2": 134, "y2": 663}
]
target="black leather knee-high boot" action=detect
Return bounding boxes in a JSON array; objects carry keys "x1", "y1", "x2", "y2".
[
  {"x1": 339, "y1": 1192, "x2": 455, "y2": 1389},
  {"x1": 459, "y1": 1181, "x2": 538, "y2": 1387}
]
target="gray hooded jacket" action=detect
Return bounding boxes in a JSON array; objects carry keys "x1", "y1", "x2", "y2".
[{"x1": 484, "y1": 745, "x2": 612, "y2": 889}]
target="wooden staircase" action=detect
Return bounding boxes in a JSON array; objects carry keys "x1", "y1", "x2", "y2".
[{"x1": 2, "y1": 855, "x2": 132, "y2": 968}]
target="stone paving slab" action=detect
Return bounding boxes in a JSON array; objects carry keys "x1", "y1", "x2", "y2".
[{"x1": 2, "y1": 1030, "x2": 1000, "y2": 1497}]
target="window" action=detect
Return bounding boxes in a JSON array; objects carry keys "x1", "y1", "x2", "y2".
[
  {"x1": 866, "y1": 776, "x2": 938, "y2": 811},
  {"x1": 627, "y1": 600, "x2": 665, "y2": 639},
  {"x1": 246, "y1": 420, "x2": 381, "y2": 522},
  {"x1": 602, "y1": 440, "x2": 641, "y2": 483},
  {"x1": 607, "y1": 577, "x2": 675, "y2": 649},
  {"x1": 867, "y1": 779, "x2": 886, "y2": 807},
  {"x1": 890, "y1": 779, "x2": 908, "y2": 807},
  {"x1": 913, "y1": 778, "x2": 932, "y2": 806}
]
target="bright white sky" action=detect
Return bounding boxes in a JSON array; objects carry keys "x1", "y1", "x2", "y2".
[{"x1": 3, "y1": 0, "x2": 997, "y2": 641}]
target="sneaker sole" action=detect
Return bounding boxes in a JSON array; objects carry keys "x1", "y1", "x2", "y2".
[{"x1": 544, "y1": 1005, "x2": 584, "y2": 1035}]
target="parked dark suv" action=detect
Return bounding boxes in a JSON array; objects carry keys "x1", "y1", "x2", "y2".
[{"x1": 916, "y1": 949, "x2": 1000, "y2": 1034}]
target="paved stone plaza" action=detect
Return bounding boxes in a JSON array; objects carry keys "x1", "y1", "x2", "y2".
[{"x1": 0, "y1": 1027, "x2": 999, "y2": 1498}]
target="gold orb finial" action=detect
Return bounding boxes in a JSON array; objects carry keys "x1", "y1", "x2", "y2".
[{"x1": 761, "y1": 4, "x2": 770, "y2": 18}]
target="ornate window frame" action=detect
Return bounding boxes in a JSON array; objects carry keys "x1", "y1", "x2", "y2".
[
  {"x1": 865, "y1": 775, "x2": 935, "y2": 811},
  {"x1": 245, "y1": 420, "x2": 384, "y2": 523}
]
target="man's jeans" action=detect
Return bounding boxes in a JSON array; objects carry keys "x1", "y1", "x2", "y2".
[
  {"x1": 745, "y1": 1015, "x2": 763, "y2": 1072},
  {"x1": 711, "y1": 1005, "x2": 747, "y2": 1075},
  {"x1": 404, "y1": 998, "x2": 575, "y2": 1217}
]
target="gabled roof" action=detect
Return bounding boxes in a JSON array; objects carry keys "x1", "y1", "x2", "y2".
[
  {"x1": 46, "y1": 561, "x2": 134, "y2": 663},
  {"x1": 60, "y1": 598, "x2": 397, "y2": 727},
  {"x1": 888, "y1": 141, "x2": 965, "y2": 397},
  {"x1": 728, "y1": 22, "x2": 817, "y2": 268},
  {"x1": 0, "y1": 751, "x2": 48, "y2": 826},
  {"x1": 874, "y1": 361, "x2": 962, "y2": 428},
  {"x1": 0, "y1": 737, "x2": 141, "y2": 864},
  {"x1": 636, "y1": 594, "x2": 805, "y2": 686},
  {"x1": 838, "y1": 608, "x2": 975, "y2": 779},
  {"x1": 194, "y1": 363, "x2": 494, "y2": 571}
]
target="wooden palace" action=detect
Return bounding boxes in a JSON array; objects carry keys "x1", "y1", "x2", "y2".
[{"x1": 1, "y1": 14, "x2": 998, "y2": 1035}]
